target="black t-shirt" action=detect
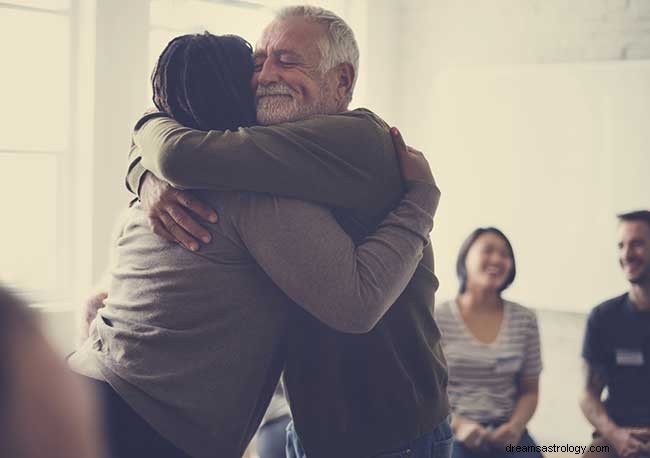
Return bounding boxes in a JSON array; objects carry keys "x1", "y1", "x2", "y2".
[{"x1": 582, "y1": 293, "x2": 650, "y2": 426}]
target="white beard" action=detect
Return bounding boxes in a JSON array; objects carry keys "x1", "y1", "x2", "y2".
[{"x1": 255, "y1": 82, "x2": 336, "y2": 125}]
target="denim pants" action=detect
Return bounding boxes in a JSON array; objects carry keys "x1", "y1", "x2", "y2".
[
  {"x1": 451, "y1": 430, "x2": 543, "y2": 458},
  {"x1": 286, "y1": 416, "x2": 453, "y2": 458},
  {"x1": 257, "y1": 414, "x2": 292, "y2": 458}
]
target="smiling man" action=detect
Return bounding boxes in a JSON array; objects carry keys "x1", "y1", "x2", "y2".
[{"x1": 580, "y1": 210, "x2": 650, "y2": 458}]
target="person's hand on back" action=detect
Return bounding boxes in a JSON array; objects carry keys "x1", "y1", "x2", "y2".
[
  {"x1": 139, "y1": 172, "x2": 219, "y2": 251},
  {"x1": 390, "y1": 127, "x2": 435, "y2": 186},
  {"x1": 77, "y1": 290, "x2": 108, "y2": 347}
]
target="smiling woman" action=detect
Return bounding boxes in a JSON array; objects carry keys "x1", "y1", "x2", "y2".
[
  {"x1": 0, "y1": 286, "x2": 104, "y2": 458},
  {"x1": 435, "y1": 228, "x2": 543, "y2": 458}
]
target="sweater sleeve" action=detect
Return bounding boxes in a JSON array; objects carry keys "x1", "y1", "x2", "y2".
[
  {"x1": 234, "y1": 181, "x2": 440, "y2": 333},
  {"x1": 127, "y1": 110, "x2": 396, "y2": 210}
]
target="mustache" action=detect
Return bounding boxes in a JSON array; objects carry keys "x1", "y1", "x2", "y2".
[{"x1": 256, "y1": 83, "x2": 293, "y2": 98}]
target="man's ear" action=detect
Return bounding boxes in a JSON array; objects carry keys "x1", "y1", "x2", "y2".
[{"x1": 333, "y1": 62, "x2": 355, "y2": 106}]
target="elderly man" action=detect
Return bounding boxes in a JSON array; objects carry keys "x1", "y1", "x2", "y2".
[
  {"x1": 580, "y1": 210, "x2": 650, "y2": 458},
  {"x1": 123, "y1": 6, "x2": 451, "y2": 458}
]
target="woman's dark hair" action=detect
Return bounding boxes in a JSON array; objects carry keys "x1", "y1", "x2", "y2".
[
  {"x1": 151, "y1": 32, "x2": 256, "y2": 131},
  {"x1": 456, "y1": 227, "x2": 516, "y2": 294}
]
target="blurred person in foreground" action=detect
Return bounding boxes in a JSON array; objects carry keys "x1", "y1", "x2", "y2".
[
  {"x1": 435, "y1": 228, "x2": 542, "y2": 458},
  {"x1": 581, "y1": 210, "x2": 650, "y2": 458},
  {"x1": 0, "y1": 286, "x2": 104, "y2": 458}
]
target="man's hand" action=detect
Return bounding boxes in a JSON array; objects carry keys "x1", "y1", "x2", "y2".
[
  {"x1": 606, "y1": 427, "x2": 649, "y2": 458},
  {"x1": 487, "y1": 421, "x2": 525, "y2": 449},
  {"x1": 456, "y1": 419, "x2": 490, "y2": 452},
  {"x1": 140, "y1": 172, "x2": 218, "y2": 251},
  {"x1": 390, "y1": 127, "x2": 435, "y2": 186},
  {"x1": 630, "y1": 427, "x2": 650, "y2": 443}
]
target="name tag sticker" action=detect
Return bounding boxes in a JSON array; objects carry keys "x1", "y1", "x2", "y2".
[{"x1": 615, "y1": 349, "x2": 644, "y2": 366}]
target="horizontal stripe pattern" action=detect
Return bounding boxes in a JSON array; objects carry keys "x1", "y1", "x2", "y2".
[{"x1": 435, "y1": 299, "x2": 542, "y2": 423}]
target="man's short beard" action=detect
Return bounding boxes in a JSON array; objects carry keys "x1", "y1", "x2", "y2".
[
  {"x1": 256, "y1": 82, "x2": 336, "y2": 125},
  {"x1": 628, "y1": 269, "x2": 650, "y2": 285},
  {"x1": 624, "y1": 261, "x2": 650, "y2": 285}
]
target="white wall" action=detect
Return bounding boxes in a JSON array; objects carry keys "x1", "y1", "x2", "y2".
[
  {"x1": 393, "y1": 0, "x2": 650, "y2": 312},
  {"x1": 38, "y1": 5, "x2": 650, "y2": 447}
]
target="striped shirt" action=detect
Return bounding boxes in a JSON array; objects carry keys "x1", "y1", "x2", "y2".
[{"x1": 435, "y1": 299, "x2": 542, "y2": 424}]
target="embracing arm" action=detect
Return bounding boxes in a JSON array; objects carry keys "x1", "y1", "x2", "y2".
[
  {"x1": 128, "y1": 110, "x2": 395, "y2": 209},
  {"x1": 236, "y1": 180, "x2": 439, "y2": 333}
]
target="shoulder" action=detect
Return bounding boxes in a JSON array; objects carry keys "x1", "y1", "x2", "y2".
[
  {"x1": 344, "y1": 108, "x2": 390, "y2": 130},
  {"x1": 343, "y1": 108, "x2": 392, "y2": 148},
  {"x1": 505, "y1": 301, "x2": 539, "y2": 329},
  {"x1": 588, "y1": 293, "x2": 628, "y2": 323},
  {"x1": 506, "y1": 300, "x2": 536, "y2": 319}
]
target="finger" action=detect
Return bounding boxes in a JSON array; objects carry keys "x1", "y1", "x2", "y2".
[
  {"x1": 174, "y1": 190, "x2": 218, "y2": 224},
  {"x1": 390, "y1": 127, "x2": 408, "y2": 154},
  {"x1": 159, "y1": 212, "x2": 200, "y2": 251},
  {"x1": 631, "y1": 432, "x2": 650, "y2": 442},
  {"x1": 167, "y1": 204, "x2": 212, "y2": 244},
  {"x1": 150, "y1": 217, "x2": 179, "y2": 243}
]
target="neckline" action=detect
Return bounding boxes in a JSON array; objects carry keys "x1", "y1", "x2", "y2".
[
  {"x1": 451, "y1": 298, "x2": 510, "y2": 347},
  {"x1": 624, "y1": 292, "x2": 650, "y2": 315}
]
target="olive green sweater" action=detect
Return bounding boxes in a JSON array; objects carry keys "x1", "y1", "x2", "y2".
[{"x1": 126, "y1": 109, "x2": 450, "y2": 458}]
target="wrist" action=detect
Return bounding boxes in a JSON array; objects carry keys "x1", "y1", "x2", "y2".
[
  {"x1": 404, "y1": 180, "x2": 441, "y2": 216},
  {"x1": 600, "y1": 422, "x2": 620, "y2": 441},
  {"x1": 508, "y1": 418, "x2": 526, "y2": 432}
]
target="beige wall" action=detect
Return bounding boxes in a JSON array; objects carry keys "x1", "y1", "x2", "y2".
[
  {"x1": 40, "y1": 0, "x2": 648, "y2": 445},
  {"x1": 392, "y1": 0, "x2": 650, "y2": 311}
]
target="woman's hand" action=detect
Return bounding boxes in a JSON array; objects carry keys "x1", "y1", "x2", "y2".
[
  {"x1": 456, "y1": 419, "x2": 490, "y2": 451},
  {"x1": 390, "y1": 127, "x2": 435, "y2": 186}
]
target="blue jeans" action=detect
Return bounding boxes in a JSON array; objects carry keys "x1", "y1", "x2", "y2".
[
  {"x1": 257, "y1": 414, "x2": 292, "y2": 458},
  {"x1": 286, "y1": 416, "x2": 453, "y2": 458},
  {"x1": 451, "y1": 430, "x2": 543, "y2": 458}
]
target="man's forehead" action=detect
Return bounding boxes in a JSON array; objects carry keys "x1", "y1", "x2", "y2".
[
  {"x1": 618, "y1": 221, "x2": 650, "y2": 241},
  {"x1": 255, "y1": 17, "x2": 324, "y2": 55}
]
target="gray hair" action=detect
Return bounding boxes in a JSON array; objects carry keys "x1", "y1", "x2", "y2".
[{"x1": 276, "y1": 5, "x2": 359, "y2": 104}]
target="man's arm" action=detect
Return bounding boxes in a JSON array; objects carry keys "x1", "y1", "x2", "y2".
[
  {"x1": 580, "y1": 362, "x2": 614, "y2": 434},
  {"x1": 129, "y1": 109, "x2": 393, "y2": 209},
  {"x1": 234, "y1": 179, "x2": 439, "y2": 333},
  {"x1": 579, "y1": 362, "x2": 647, "y2": 458}
]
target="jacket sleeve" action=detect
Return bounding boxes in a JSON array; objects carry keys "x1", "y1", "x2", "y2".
[
  {"x1": 127, "y1": 110, "x2": 398, "y2": 210},
  {"x1": 235, "y1": 181, "x2": 440, "y2": 333}
]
